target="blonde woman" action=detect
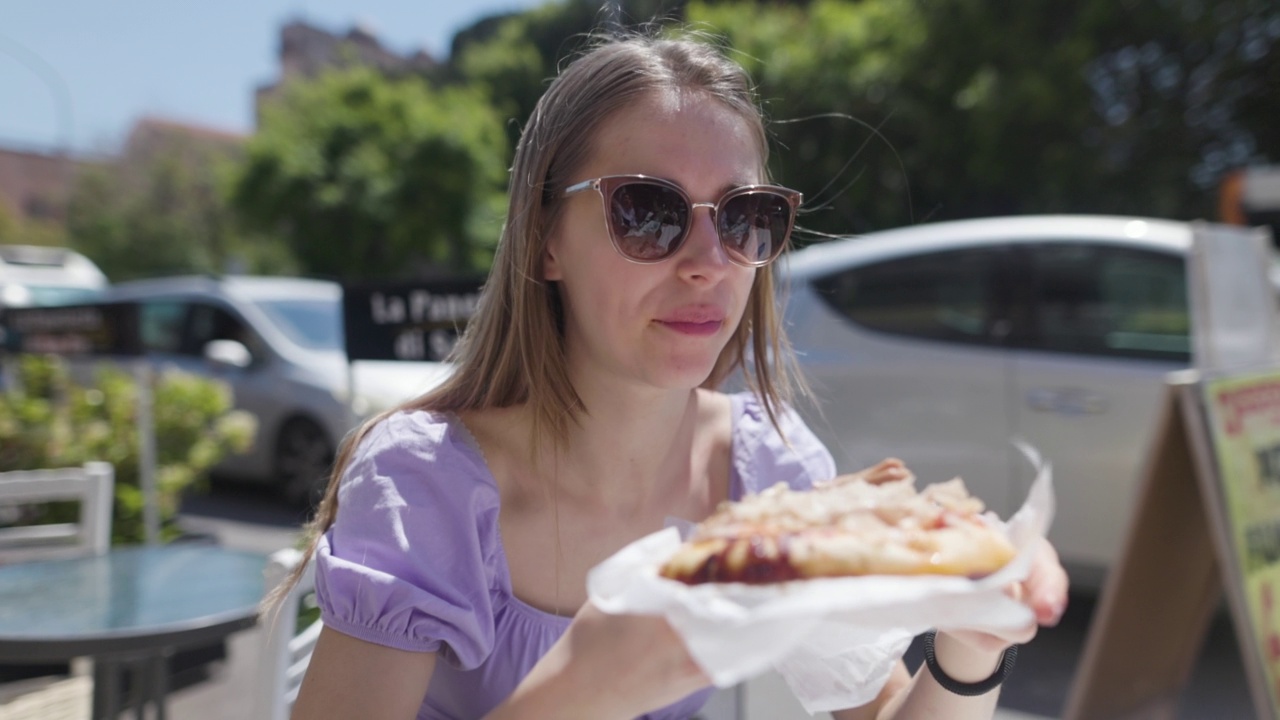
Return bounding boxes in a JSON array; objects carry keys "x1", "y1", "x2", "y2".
[{"x1": 288, "y1": 34, "x2": 1068, "y2": 720}]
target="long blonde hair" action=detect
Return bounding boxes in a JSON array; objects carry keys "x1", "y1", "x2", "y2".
[{"x1": 275, "y1": 33, "x2": 805, "y2": 600}]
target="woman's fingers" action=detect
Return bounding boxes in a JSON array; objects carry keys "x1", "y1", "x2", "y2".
[
  {"x1": 1023, "y1": 538, "x2": 1069, "y2": 626},
  {"x1": 944, "y1": 538, "x2": 1070, "y2": 655},
  {"x1": 859, "y1": 457, "x2": 910, "y2": 484}
]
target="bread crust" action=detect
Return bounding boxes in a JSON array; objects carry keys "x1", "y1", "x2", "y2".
[{"x1": 659, "y1": 472, "x2": 1016, "y2": 585}]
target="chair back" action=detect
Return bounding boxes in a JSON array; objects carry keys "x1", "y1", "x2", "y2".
[
  {"x1": 257, "y1": 547, "x2": 320, "y2": 720},
  {"x1": 0, "y1": 463, "x2": 114, "y2": 564}
]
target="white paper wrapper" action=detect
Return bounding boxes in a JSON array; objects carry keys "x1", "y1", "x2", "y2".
[{"x1": 587, "y1": 445, "x2": 1055, "y2": 714}]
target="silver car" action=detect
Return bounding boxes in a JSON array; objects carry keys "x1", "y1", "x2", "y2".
[
  {"x1": 779, "y1": 215, "x2": 1240, "y2": 589},
  {"x1": 102, "y1": 276, "x2": 452, "y2": 502}
]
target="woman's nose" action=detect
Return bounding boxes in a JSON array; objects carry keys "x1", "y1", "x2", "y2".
[{"x1": 676, "y1": 205, "x2": 732, "y2": 280}]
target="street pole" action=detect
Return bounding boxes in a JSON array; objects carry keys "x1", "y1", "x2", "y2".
[{"x1": 134, "y1": 361, "x2": 159, "y2": 545}]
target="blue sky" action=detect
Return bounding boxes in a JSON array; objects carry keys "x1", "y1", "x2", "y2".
[{"x1": 0, "y1": 0, "x2": 547, "y2": 154}]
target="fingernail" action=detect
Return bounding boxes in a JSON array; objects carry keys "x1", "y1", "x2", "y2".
[{"x1": 1047, "y1": 601, "x2": 1065, "y2": 625}]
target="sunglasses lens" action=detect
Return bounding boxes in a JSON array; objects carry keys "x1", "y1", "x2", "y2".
[
  {"x1": 719, "y1": 192, "x2": 793, "y2": 264},
  {"x1": 607, "y1": 182, "x2": 689, "y2": 261}
]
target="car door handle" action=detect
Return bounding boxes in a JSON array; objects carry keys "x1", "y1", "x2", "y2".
[{"x1": 1026, "y1": 387, "x2": 1109, "y2": 415}]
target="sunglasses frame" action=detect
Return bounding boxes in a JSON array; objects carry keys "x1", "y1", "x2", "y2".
[{"x1": 562, "y1": 174, "x2": 802, "y2": 267}]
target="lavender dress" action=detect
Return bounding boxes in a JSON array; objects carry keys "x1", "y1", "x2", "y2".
[{"x1": 314, "y1": 392, "x2": 835, "y2": 720}]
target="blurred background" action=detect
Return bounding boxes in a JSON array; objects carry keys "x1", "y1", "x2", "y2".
[
  {"x1": 1, "y1": 1, "x2": 1276, "y2": 719},
  {"x1": 2, "y1": 0, "x2": 1278, "y2": 280}
]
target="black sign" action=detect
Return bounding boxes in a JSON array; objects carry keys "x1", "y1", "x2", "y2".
[
  {"x1": 0, "y1": 302, "x2": 142, "y2": 356},
  {"x1": 342, "y1": 277, "x2": 486, "y2": 362}
]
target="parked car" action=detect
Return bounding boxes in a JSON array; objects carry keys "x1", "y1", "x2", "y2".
[
  {"x1": 101, "y1": 276, "x2": 453, "y2": 503},
  {"x1": 779, "y1": 214, "x2": 1276, "y2": 589},
  {"x1": 0, "y1": 244, "x2": 107, "y2": 308}
]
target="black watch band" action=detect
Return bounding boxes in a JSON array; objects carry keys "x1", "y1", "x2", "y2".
[{"x1": 922, "y1": 630, "x2": 1017, "y2": 697}]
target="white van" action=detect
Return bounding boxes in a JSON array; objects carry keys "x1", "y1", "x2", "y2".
[{"x1": 0, "y1": 245, "x2": 108, "y2": 308}]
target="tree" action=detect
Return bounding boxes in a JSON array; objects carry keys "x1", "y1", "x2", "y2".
[
  {"x1": 451, "y1": 0, "x2": 692, "y2": 149},
  {"x1": 0, "y1": 201, "x2": 69, "y2": 248},
  {"x1": 232, "y1": 67, "x2": 509, "y2": 280},
  {"x1": 65, "y1": 131, "x2": 294, "y2": 281},
  {"x1": 687, "y1": 0, "x2": 1280, "y2": 237}
]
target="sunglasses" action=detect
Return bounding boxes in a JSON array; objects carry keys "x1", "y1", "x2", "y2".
[{"x1": 562, "y1": 175, "x2": 802, "y2": 267}]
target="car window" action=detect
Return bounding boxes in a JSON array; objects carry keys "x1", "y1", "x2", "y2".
[
  {"x1": 252, "y1": 299, "x2": 342, "y2": 351},
  {"x1": 186, "y1": 303, "x2": 257, "y2": 357},
  {"x1": 139, "y1": 301, "x2": 187, "y2": 353},
  {"x1": 810, "y1": 246, "x2": 1011, "y2": 347},
  {"x1": 1023, "y1": 243, "x2": 1189, "y2": 361}
]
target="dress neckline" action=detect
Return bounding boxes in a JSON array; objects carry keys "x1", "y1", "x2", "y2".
[{"x1": 440, "y1": 396, "x2": 746, "y2": 625}]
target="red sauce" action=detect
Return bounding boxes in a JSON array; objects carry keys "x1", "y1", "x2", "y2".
[{"x1": 683, "y1": 534, "x2": 803, "y2": 585}]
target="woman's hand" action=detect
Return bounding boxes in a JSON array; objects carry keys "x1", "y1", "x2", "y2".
[
  {"x1": 849, "y1": 458, "x2": 1070, "y2": 653},
  {"x1": 847, "y1": 457, "x2": 912, "y2": 484},
  {"x1": 939, "y1": 537, "x2": 1070, "y2": 657},
  {"x1": 492, "y1": 602, "x2": 709, "y2": 720}
]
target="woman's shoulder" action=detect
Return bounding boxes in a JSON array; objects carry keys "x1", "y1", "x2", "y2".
[
  {"x1": 724, "y1": 390, "x2": 835, "y2": 496},
  {"x1": 338, "y1": 407, "x2": 498, "y2": 510}
]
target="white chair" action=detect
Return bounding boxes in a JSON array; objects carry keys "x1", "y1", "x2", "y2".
[
  {"x1": 0, "y1": 462, "x2": 114, "y2": 564},
  {"x1": 257, "y1": 547, "x2": 321, "y2": 720},
  {"x1": 0, "y1": 462, "x2": 113, "y2": 720}
]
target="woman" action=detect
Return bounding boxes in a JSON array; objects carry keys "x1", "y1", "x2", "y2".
[{"x1": 288, "y1": 34, "x2": 1068, "y2": 720}]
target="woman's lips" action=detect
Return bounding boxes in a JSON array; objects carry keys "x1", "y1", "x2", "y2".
[{"x1": 656, "y1": 319, "x2": 723, "y2": 336}]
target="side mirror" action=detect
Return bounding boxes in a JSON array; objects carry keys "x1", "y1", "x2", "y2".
[{"x1": 204, "y1": 339, "x2": 253, "y2": 369}]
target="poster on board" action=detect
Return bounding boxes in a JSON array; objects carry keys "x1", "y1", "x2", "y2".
[{"x1": 1202, "y1": 370, "x2": 1280, "y2": 716}]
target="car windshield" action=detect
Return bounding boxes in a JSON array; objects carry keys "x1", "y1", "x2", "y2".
[{"x1": 253, "y1": 298, "x2": 344, "y2": 351}]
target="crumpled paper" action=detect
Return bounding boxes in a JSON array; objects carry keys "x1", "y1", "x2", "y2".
[{"x1": 587, "y1": 444, "x2": 1055, "y2": 714}]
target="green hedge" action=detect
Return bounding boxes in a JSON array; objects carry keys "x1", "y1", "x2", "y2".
[{"x1": 0, "y1": 355, "x2": 256, "y2": 544}]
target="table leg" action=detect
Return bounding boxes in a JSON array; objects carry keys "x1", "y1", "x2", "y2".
[
  {"x1": 151, "y1": 650, "x2": 170, "y2": 720},
  {"x1": 95, "y1": 659, "x2": 122, "y2": 720},
  {"x1": 133, "y1": 660, "x2": 146, "y2": 719}
]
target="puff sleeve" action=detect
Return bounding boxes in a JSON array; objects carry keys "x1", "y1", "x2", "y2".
[
  {"x1": 731, "y1": 392, "x2": 837, "y2": 498},
  {"x1": 313, "y1": 411, "x2": 501, "y2": 670}
]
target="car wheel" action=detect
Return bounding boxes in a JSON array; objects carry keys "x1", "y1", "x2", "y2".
[{"x1": 275, "y1": 417, "x2": 334, "y2": 507}]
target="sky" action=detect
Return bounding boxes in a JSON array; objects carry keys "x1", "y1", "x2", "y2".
[{"x1": 0, "y1": 0, "x2": 548, "y2": 154}]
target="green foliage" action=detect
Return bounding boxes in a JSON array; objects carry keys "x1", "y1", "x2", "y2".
[
  {"x1": 65, "y1": 138, "x2": 297, "y2": 281},
  {"x1": 233, "y1": 66, "x2": 509, "y2": 279},
  {"x1": 0, "y1": 200, "x2": 69, "y2": 248},
  {"x1": 0, "y1": 355, "x2": 256, "y2": 545},
  {"x1": 684, "y1": 0, "x2": 1280, "y2": 236},
  {"x1": 684, "y1": 0, "x2": 926, "y2": 238}
]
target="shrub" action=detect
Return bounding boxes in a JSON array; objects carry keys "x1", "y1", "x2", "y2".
[{"x1": 0, "y1": 354, "x2": 256, "y2": 544}]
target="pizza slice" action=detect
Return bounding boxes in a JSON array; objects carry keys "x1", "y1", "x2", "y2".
[{"x1": 659, "y1": 467, "x2": 1017, "y2": 585}]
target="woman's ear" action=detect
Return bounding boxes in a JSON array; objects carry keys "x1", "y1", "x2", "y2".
[{"x1": 543, "y1": 234, "x2": 564, "y2": 281}]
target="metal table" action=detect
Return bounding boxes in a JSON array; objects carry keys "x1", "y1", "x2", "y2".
[{"x1": 0, "y1": 545, "x2": 268, "y2": 719}]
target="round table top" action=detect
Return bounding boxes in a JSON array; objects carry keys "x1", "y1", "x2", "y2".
[{"x1": 0, "y1": 544, "x2": 268, "y2": 661}]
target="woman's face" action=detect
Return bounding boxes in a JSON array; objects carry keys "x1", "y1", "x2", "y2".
[{"x1": 545, "y1": 90, "x2": 763, "y2": 393}]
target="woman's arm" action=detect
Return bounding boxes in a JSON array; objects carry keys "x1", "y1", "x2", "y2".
[
  {"x1": 485, "y1": 603, "x2": 710, "y2": 720},
  {"x1": 291, "y1": 627, "x2": 437, "y2": 720},
  {"x1": 840, "y1": 634, "x2": 1010, "y2": 720}
]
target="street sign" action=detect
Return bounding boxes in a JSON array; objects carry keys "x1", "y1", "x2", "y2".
[
  {"x1": 1203, "y1": 370, "x2": 1280, "y2": 717},
  {"x1": 342, "y1": 277, "x2": 485, "y2": 362},
  {"x1": 0, "y1": 302, "x2": 142, "y2": 356},
  {"x1": 1064, "y1": 371, "x2": 1279, "y2": 720}
]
